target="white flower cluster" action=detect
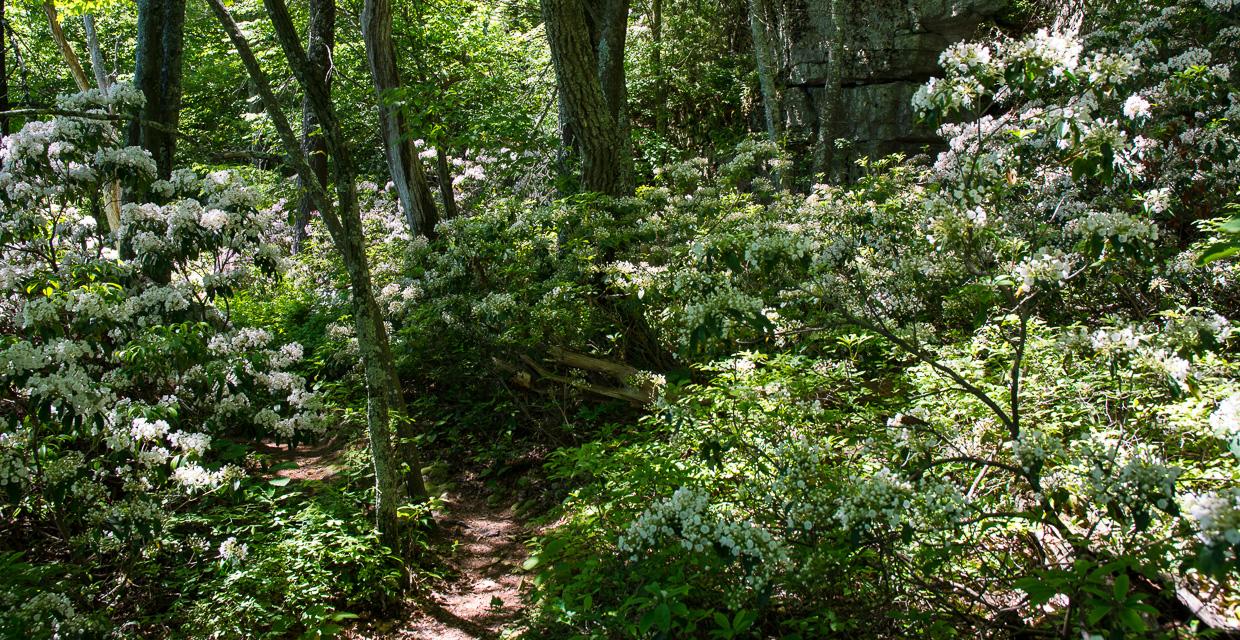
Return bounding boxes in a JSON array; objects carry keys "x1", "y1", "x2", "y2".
[
  {"x1": 1083, "y1": 52, "x2": 1141, "y2": 85},
  {"x1": 1123, "y1": 94, "x2": 1152, "y2": 120},
  {"x1": 1091, "y1": 326, "x2": 1141, "y2": 354},
  {"x1": 207, "y1": 328, "x2": 273, "y2": 354},
  {"x1": 939, "y1": 42, "x2": 993, "y2": 74},
  {"x1": 1183, "y1": 488, "x2": 1240, "y2": 546},
  {"x1": 0, "y1": 431, "x2": 30, "y2": 487},
  {"x1": 1080, "y1": 438, "x2": 1182, "y2": 514},
  {"x1": 1066, "y1": 209, "x2": 1160, "y2": 248},
  {"x1": 1009, "y1": 428, "x2": 1064, "y2": 475},
  {"x1": 619, "y1": 486, "x2": 791, "y2": 588},
  {"x1": 1210, "y1": 394, "x2": 1240, "y2": 451},
  {"x1": 172, "y1": 462, "x2": 233, "y2": 492},
  {"x1": 218, "y1": 536, "x2": 249, "y2": 565},
  {"x1": 765, "y1": 438, "x2": 834, "y2": 533},
  {"x1": 198, "y1": 208, "x2": 229, "y2": 231},
  {"x1": 2, "y1": 589, "x2": 98, "y2": 638},
  {"x1": 130, "y1": 417, "x2": 170, "y2": 442},
  {"x1": 834, "y1": 467, "x2": 914, "y2": 532},
  {"x1": 1013, "y1": 249, "x2": 1074, "y2": 294},
  {"x1": 1150, "y1": 349, "x2": 1192, "y2": 389},
  {"x1": 1009, "y1": 29, "x2": 1083, "y2": 78}
]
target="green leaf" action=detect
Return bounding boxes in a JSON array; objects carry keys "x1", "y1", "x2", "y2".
[
  {"x1": 1112, "y1": 574, "x2": 1129, "y2": 600},
  {"x1": 1119, "y1": 607, "x2": 1146, "y2": 631},
  {"x1": 268, "y1": 477, "x2": 292, "y2": 487},
  {"x1": 1086, "y1": 604, "x2": 1111, "y2": 626},
  {"x1": 1198, "y1": 242, "x2": 1239, "y2": 265},
  {"x1": 1014, "y1": 577, "x2": 1060, "y2": 606}
]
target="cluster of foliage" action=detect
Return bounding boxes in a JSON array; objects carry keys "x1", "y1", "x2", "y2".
[
  {"x1": 0, "y1": 85, "x2": 422, "y2": 636},
  {"x1": 4, "y1": 0, "x2": 1240, "y2": 636},
  {"x1": 327, "y1": 0, "x2": 1239, "y2": 635}
]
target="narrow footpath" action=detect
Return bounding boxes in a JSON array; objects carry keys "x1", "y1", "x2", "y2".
[{"x1": 398, "y1": 494, "x2": 529, "y2": 640}]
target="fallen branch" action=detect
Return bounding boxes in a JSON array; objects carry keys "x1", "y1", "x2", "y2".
[{"x1": 519, "y1": 354, "x2": 650, "y2": 405}]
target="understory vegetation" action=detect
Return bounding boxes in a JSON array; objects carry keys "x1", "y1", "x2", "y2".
[{"x1": 2, "y1": 0, "x2": 1240, "y2": 637}]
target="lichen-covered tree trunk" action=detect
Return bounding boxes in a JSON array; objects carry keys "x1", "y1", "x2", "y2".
[
  {"x1": 294, "y1": 0, "x2": 335, "y2": 253},
  {"x1": 585, "y1": 0, "x2": 631, "y2": 159},
  {"x1": 207, "y1": 0, "x2": 430, "y2": 548},
  {"x1": 361, "y1": 0, "x2": 440, "y2": 238},
  {"x1": 130, "y1": 0, "x2": 186, "y2": 182},
  {"x1": 542, "y1": 0, "x2": 631, "y2": 196}
]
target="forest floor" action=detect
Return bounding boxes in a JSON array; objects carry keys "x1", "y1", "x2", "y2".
[{"x1": 267, "y1": 439, "x2": 532, "y2": 639}]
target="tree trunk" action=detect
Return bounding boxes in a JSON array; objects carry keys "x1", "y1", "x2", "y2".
[
  {"x1": 43, "y1": 2, "x2": 90, "y2": 91},
  {"x1": 360, "y1": 0, "x2": 439, "y2": 238},
  {"x1": 542, "y1": 0, "x2": 631, "y2": 196},
  {"x1": 82, "y1": 15, "x2": 108, "y2": 88},
  {"x1": 130, "y1": 0, "x2": 186, "y2": 182},
  {"x1": 434, "y1": 146, "x2": 459, "y2": 220},
  {"x1": 294, "y1": 0, "x2": 335, "y2": 253},
  {"x1": 651, "y1": 0, "x2": 665, "y2": 138},
  {"x1": 1, "y1": 0, "x2": 8, "y2": 136},
  {"x1": 82, "y1": 14, "x2": 123, "y2": 237},
  {"x1": 585, "y1": 0, "x2": 630, "y2": 150},
  {"x1": 6, "y1": 13, "x2": 30, "y2": 108},
  {"x1": 205, "y1": 0, "x2": 430, "y2": 547},
  {"x1": 45, "y1": 4, "x2": 124, "y2": 235},
  {"x1": 746, "y1": 0, "x2": 792, "y2": 189}
]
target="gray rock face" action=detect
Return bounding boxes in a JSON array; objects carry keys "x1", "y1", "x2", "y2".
[{"x1": 752, "y1": 0, "x2": 1007, "y2": 182}]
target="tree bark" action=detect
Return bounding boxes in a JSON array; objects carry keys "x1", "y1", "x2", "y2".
[
  {"x1": 43, "y1": 2, "x2": 90, "y2": 91},
  {"x1": 130, "y1": 0, "x2": 186, "y2": 182},
  {"x1": 542, "y1": 0, "x2": 631, "y2": 196},
  {"x1": 360, "y1": 0, "x2": 439, "y2": 238},
  {"x1": 294, "y1": 0, "x2": 335, "y2": 253},
  {"x1": 1, "y1": 0, "x2": 8, "y2": 136},
  {"x1": 434, "y1": 146, "x2": 459, "y2": 220},
  {"x1": 207, "y1": 0, "x2": 430, "y2": 549},
  {"x1": 82, "y1": 15, "x2": 108, "y2": 89},
  {"x1": 81, "y1": 14, "x2": 123, "y2": 237},
  {"x1": 6, "y1": 13, "x2": 30, "y2": 108},
  {"x1": 651, "y1": 0, "x2": 665, "y2": 138},
  {"x1": 585, "y1": 0, "x2": 630, "y2": 145},
  {"x1": 44, "y1": 4, "x2": 124, "y2": 235},
  {"x1": 746, "y1": 0, "x2": 790, "y2": 188}
]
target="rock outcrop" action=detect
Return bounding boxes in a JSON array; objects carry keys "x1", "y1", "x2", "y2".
[{"x1": 749, "y1": 0, "x2": 1009, "y2": 183}]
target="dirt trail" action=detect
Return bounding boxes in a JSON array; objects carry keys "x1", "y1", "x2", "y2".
[
  {"x1": 265, "y1": 441, "x2": 531, "y2": 639},
  {"x1": 399, "y1": 495, "x2": 529, "y2": 639}
]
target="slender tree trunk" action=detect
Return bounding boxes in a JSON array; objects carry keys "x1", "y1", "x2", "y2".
[
  {"x1": 206, "y1": 0, "x2": 429, "y2": 547},
  {"x1": 44, "y1": 4, "x2": 124, "y2": 235},
  {"x1": 1, "y1": 0, "x2": 8, "y2": 136},
  {"x1": 434, "y1": 146, "x2": 458, "y2": 220},
  {"x1": 651, "y1": 0, "x2": 665, "y2": 138},
  {"x1": 360, "y1": 0, "x2": 439, "y2": 238},
  {"x1": 294, "y1": 0, "x2": 335, "y2": 253},
  {"x1": 43, "y1": 2, "x2": 90, "y2": 91},
  {"x1": 746, "y1": 0, "x2": 790, "y2": 189},
  {"x1": 81, "y1": 14, "x2": 123, "y2": 236},
  {"x1": 6, "y1": 15, "x2": 29, "y2": 107},
  {"x1": 130, "y1": 0, "x2": 186, "y2": 182},
  {"x1": 542, "y1": 0, "x2": 631, "y2": 196},
  {"x1": 82, "y1": 15, "x2": 108, "y2": 88}
]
